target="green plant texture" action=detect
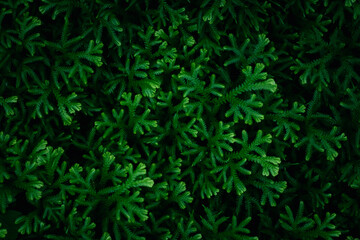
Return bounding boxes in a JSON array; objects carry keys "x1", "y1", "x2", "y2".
[{"x1": 0, "y1": 0, "x2": 360, "y2": 239}]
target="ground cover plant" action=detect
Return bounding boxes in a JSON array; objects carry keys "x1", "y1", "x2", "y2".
[{"x1": 1, "y1": 0, "x2": 360, "y2": 239}]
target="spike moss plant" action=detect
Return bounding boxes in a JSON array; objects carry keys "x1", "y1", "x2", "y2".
[{"x1": 0, "y1": 0, "x2": 360, "y2": 239}]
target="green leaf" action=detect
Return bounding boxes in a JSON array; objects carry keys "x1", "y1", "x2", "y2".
[
  {"x1": 218, "y1": 63, "x2": 277, "y2": 107},
  {"x1": 290, "y1": 54, "x2": 332, "y2": 91},
  {"x1": 15, "y1": 13, "x2": 44, "y2": 55},
  {"x1": 126, "y1": 163, "x2": 154, "y2": 188},
  {"x1": 271, "y1": 101, "x2": 306, "y2": 143},
  {"x1": 225, "y1": 94, "x2": 264, "y2": 124},
  {"x1": 295, "y1": 127, "x2": 347, "y2": 161},
  {"x1": 116, "y1": 191, "x2": 149, "y2": 222},
  {"x1": 224, "y1": 34, "x2": 277, "y2": 67},
  {"x1": 0, "y1": 223, "x2": 6, "y2": 238},
  {"x1": 175, "y1": 218, "x2": 202, "y2": 240},
  {"x1": 280, "y1": 202, "x2": 341, "y2": 239},
  {"x1": 26, "y1": 80, "x2": 54, "y2": 119},
  {"x1": 133, "y1": 109, "x2": 158, "y2": 135},
  {"x1": 100, "y1": 232, "x2": 112, "y2": 240},
  {"x1": 0, "y1": 96, "x2": 18, "y2": 116},
  {"x1": 229, "y1": 130, "x2": 280, "y2": 177},
  {"x1": 15, "y1": 213, "x2": 50, "y2": 235},
  {"x1": 120, "y1": 93, "x2": 158, "y2": 134},
  {"x1": 170, "y1": 182, "x2": 193, "y2": 209},
  {"x1": 55, "y1": 91, "x2": 82, "y2": 126},
  {"x1": 212, "y1": 158, "x2": 251, "y2": 196}
]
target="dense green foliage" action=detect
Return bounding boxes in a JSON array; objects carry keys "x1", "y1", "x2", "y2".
[{"x1": 0, "y1": 0, "x2": 360, "y2": 239}]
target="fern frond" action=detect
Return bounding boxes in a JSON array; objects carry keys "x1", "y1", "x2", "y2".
[
  {"x1": 0, "y1": 223, "x2": 6, "y2": 238},
  {"x1": 0, "y1": 96, "x2": 18, "y2": 117}
]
